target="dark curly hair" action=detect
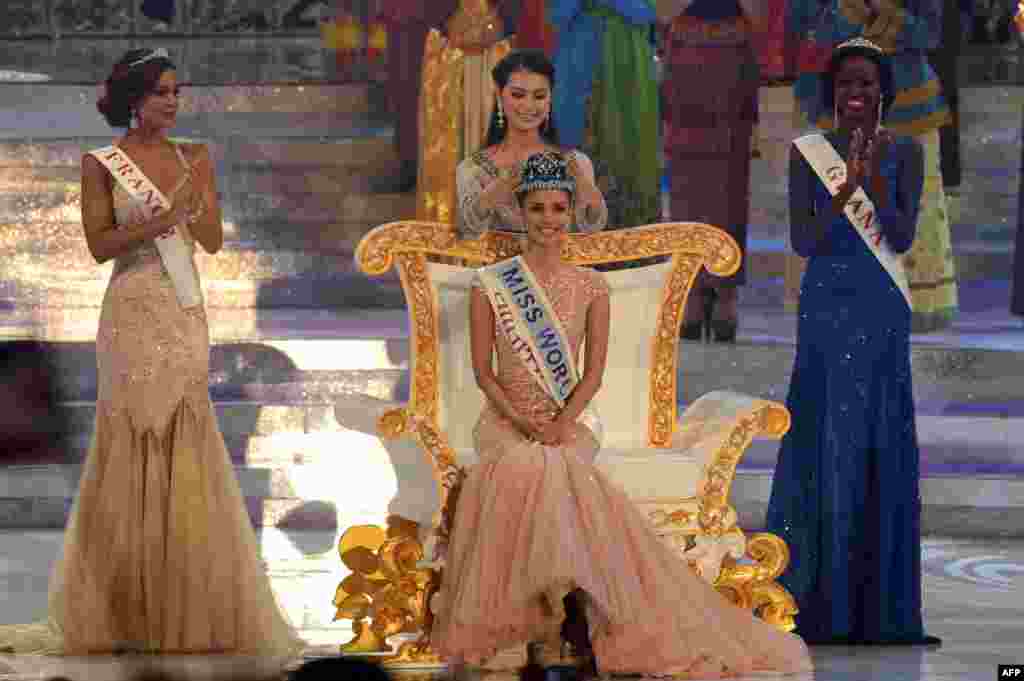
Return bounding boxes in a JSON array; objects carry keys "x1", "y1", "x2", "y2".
[
  {"x1": 97, "y1": 48, "x2": 177, "y2": 128},
  {"x1": 483, "y1": 49, "x2": 560, "y2": 149},
  {"x1": 821, "y1": 42, "x2": 896, "y2": 124}
]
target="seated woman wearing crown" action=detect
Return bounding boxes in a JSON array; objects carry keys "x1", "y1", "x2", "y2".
[{"x1": 430, "y1": 151, "x2": 812, "y2": 677}]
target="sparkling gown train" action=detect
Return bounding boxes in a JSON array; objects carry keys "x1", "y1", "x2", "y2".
[
  {"x1": 431, "y1": 265, "x2": 812, "y2": 678},
  {"x1": 0, "y1": 141, "x2": 303, "y2": 656}
]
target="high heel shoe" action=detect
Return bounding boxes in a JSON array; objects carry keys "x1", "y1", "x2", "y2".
[
  {"x1": 680, "y1": 320, "x2": 705, "y2": 341},
  {"x1": 708, "y1": 287, "x2": 738, "y2": 343},
  {"x1": 680, "y1": 290, "x2": 713, "y2": 341},
  {"x1": 710, "y1": 319, "x2": 738, "y2": 343}
]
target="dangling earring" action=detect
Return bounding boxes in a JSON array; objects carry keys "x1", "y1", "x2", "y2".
[
  {"x1": 542, "y1": 113, "x2": 550, "y2": 134},
  {"x1": 833, "y1": 101, "x2": 838, "y2": 129},
  {"x1": 876, "y1": 100, "x2": 883, "y2": 133},
  {"x1": 496, "y1": 98, "x2": 505, "y2": 129}
]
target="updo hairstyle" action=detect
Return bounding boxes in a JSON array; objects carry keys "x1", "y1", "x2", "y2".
[{"x1": 97, "y1": 48, "x2": 177, "y2": 128}]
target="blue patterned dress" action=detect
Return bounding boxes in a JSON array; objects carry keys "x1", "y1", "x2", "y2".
[{"x1": 765, "y1": 132, "x2": 935, "y2": 644}]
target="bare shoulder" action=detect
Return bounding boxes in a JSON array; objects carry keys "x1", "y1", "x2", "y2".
[
  {"x1": 167, "y1": 140, "x2": 211, "y2": 169},
  {"x1": 80, "y1": 152, "x2": 113, "y2": 187}
]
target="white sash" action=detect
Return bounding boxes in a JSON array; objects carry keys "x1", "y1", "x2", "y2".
[
  {"x1": 88, "y1": 144, "x2": 203, "y2": 309},
  {"x1": 475, "y1": 256, "x2": 601, "y2": 441},
  {"x1": 793, "y1": 133, "x2": 912, "y2": 309}
]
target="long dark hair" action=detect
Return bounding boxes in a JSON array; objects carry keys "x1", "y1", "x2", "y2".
[
  {"x1": 482, "y1": 49, "x2": 560, "y2": 149},
  {"x1": 821, "y1": 43, "x2": 896, "y2": 124}
]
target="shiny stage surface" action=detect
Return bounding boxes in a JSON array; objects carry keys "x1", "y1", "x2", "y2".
[{"x1": 1, "y1": 534, "x2": 1022, "y2": 681}]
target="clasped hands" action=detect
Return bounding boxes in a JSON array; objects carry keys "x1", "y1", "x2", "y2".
[
  {"x1": 157, "y1": 178, "x2": 206, "y2": 237},
  {"x1": 844, "y1": 127, "x2": 891, "y2": 193},
  {"x1": 514, "y1": 413, "x2": 577, "y2": 446}
]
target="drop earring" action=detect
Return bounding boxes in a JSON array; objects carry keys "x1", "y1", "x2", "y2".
[
  {"x1": 496, "y1": 99, "x2": 504, "y2": 129},
  {"x1": 876, "y1": 100, "x2": 883, "y2": 132}
]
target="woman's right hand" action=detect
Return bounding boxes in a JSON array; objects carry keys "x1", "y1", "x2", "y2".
[
  {"x1": 511, "y1": 414, "x2": 546, "y2": 443},
  {"x1": 152, "y1": 202, "x2": 189, "y2": 238},
  {"x1": 156, "y1": 180, "x2": 204, "y2": 236},
  {"x1": 844, "y1": 128, "x2": 867, "y2": 193}
]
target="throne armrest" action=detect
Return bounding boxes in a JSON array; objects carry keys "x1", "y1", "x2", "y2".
[{"x1": 674, "y1": 390, "x2": 790, "y2": 526}]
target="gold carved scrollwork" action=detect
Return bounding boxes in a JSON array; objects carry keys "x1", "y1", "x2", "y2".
[
  {"x1": 356, "y1": 221, "x2": 740, "y2": 274},
  {"x1": 717, "y1": 533, "x2": 798, "y2": 632},
  {"x1": 394, "y1": 253, "x2": 441, "y2": 426},
  {"x1": 699, "y1": 404, "x2": 790, "y2": 516},
  {"x1": 697, "y1": 403, "x2": 796, "y2": 631},
  {"x1": 647, "y1": 398, "x2": 797, "y2": 630},
  {"x1": 650, "y1": 254, "x2": 701, "y2": 447}
]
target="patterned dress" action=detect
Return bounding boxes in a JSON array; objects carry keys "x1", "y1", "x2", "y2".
[
  {"x1": 432, "y1": 264, "x2": 812, "y2": 677},
  {"x1": 0, "y1": 142, "x2": 303, "y2": 656},
  {"x1": 660, "y1": 2, "x2": 759, "y2": 286}
]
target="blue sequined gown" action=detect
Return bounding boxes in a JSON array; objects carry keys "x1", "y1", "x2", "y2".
[{"x1": 765, "y1": 131, "x2": 933, "y2": 644}]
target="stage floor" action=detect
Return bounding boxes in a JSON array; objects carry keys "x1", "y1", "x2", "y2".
[{"x1": 1, "y1": 533, "x2": 1021, "y2": 681}]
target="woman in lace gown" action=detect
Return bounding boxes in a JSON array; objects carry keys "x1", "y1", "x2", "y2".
[
  {"x1": 455, "y1": 49, "x2": 608, "y2": 238},
  {"x1": 432, "y1": 152, "x2": 812, "y2": 678},
  {"x1": 0, "y1": 49, "x2": 302, "y2": 657}
]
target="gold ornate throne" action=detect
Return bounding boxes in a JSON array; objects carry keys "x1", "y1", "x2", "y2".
[{"x1": 332, "y1": 222, "x2": 798, "y2": 666}]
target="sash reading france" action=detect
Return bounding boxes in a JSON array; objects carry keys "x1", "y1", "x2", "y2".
[{"x1": 476, "y1": 256, "x2": 579, "y2": 406}]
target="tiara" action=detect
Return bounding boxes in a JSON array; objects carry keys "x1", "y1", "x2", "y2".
[
  {"x1": 516, "y1": 151, "x2": 576, "y2": 198},
  {"x1": 127, "y1": 48, "x2": 170, "y2": 68},
  {"x1": 835, "y1": 37, "x2": 883, "y2": 53}
]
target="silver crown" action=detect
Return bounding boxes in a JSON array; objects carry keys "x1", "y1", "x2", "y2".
[
  {"x1": 128, "y1": 48, "x2": 170, "y2": 68},
  {"x1": 835, "y1": 37, "x2": 883, "y2": 53},
  {"x1": 516, "y1": 151, "x2": 576, "y2": 198}
]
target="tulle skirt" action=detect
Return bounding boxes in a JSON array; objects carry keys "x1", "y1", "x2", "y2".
[
  {"x1": 0, "y1": 395, "x2": 303, "y2": 657},
  {"x1": 432, "y1": 409, "x2": 812, "y2": 678}
]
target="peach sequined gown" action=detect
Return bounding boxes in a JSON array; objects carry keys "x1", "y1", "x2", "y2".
[
  {"x1": 0, "y1": 143, "x2": 302, "y2": 656},
  {"x1": 432, "y1": 265, "x2": 811, "y2": 677}
]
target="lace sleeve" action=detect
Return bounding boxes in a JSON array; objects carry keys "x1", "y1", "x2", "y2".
[
  {"x1": 570, "y1": 151, "x2": 609, "y2": 233},
  {"x1": 457, "y1": 158, "x2": 497, "y2": 239}
]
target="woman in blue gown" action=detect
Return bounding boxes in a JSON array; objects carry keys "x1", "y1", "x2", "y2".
[{"x1": 765, "y1": 38, "x2": 940, "y2": 645}]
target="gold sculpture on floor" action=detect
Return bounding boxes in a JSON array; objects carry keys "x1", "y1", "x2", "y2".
[
  {"x1": 337, "y1": 222, "x2": 799, "y2": 665},
  {"x1": 335, "y1": 518, "x2": 435, "y2": 659}
]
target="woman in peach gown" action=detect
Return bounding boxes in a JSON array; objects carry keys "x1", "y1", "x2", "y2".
[
  {"x1": 0, "y1": 49, "x2": 302, "y2": 657},
  {"x1": 431, "y1": 151, "x2": 812, "y2": 678}
]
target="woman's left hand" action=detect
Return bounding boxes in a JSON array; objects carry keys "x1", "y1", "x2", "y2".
[
  {"x1": 863, "y1": 129, "x2": 892, "y2": 181},
  {"x1": 535, "y1": 419, "x2": 576, "y2": 446}
]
